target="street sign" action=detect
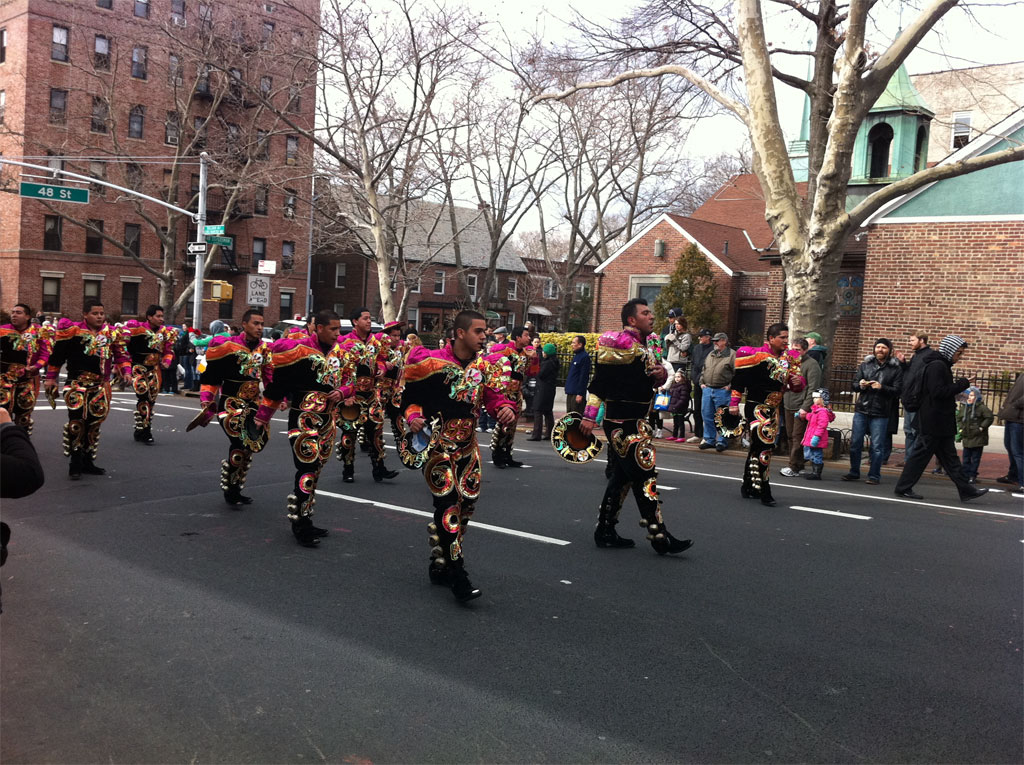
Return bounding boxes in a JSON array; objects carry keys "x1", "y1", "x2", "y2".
[
  {"x1": 203, "y1": 224, "x2": 225, "y2": 235},
  {"x1": 187, "y1": 242, "x2": 208, "y2": 255},
  {"x1": 257, "y1": 259, "x2": 277, "y2": 275},
  {"x1": 206, "y1": 235, "x2": 233, "y2": 247},
  {"x1": 247, "y1": 275, "x2": 271, "y2": 307},
  {"x1": 20, "y1": 181, "x2": 89, "y2": 204}
]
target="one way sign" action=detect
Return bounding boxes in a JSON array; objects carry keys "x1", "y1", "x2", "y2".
[{"x1": 187, "y1": 241, "x2": 207, "y2": 255}]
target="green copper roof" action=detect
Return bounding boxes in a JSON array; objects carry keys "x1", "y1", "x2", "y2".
[{"x1": 870, "y1": 63, "x2": 934, "y2": 116}]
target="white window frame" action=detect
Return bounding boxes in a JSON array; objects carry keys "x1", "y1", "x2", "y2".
[
  {"x1": 575, "y1": 281, "x2": 592, "y2": 298},
  {"x1": 507, "y1": 276, "x2": 517, "y2": 300},
  {"x1": 409, "y1": 276, "x2": 421, "y2": 294},
  {"x1": 433, "y1": 270, "x2": 445, "y2": 295},
  {"x1": 334, "y1": 262, "x2": 346, "y2": 288},
  {"x1": 466, "y1": 273, "x2": 477, "y2": 299},
  {"x1": 543, "y1": 278, "x2": 559, "y2": 299},
  {"x1": 951, "y1": 111, "x2": 972, "y2": 150}
]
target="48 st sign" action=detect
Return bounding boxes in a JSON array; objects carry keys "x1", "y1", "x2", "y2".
[{"x1": 19, "y1": 181, "x2": 90, "y2": 204}]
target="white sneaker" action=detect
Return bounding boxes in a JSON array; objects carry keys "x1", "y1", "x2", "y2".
[
  {"x1": 685, "y1": 436, "x2": 700, "y2": 443},
  {"x1": 654, "y1": 429, "x2": 663, "y2": 438},
  {"x1": 779, "y1": 467, "x2": 797, "y2": 477}
]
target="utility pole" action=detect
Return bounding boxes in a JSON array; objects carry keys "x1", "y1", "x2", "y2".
[
  {"x1": 305, "y1": 183, "x2": 317, "y2": 318},
  {"x1": 192, "y1": 152, "x2": 209, "y2": 331}
]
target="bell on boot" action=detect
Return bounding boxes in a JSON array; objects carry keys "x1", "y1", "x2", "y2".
[
  {"x1": 651, "y1": 531, "x2": 694, "y2": 556},
  {"x1": 428, "y1": 559, "x2": 448, "y2": 585},
  {"x1": 594, "y1": 524, "x2": 635, "y2": 549},
  {"x1": 450, "y1": 563, "x2": 481, "y2": 602}
]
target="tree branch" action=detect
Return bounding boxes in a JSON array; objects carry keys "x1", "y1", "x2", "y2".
[
  {"x1": 530, "y1": 65, "x2": 750, "y2": 125},
  {"x1": 862, "y1": 0, "x2": 959, "y2": 96}
]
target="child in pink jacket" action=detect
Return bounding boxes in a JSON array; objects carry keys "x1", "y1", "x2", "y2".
[{"x1": 801, "y1": 388, "x2": 836, "y2": 481}]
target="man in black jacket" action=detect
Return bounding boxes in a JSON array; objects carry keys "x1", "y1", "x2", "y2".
[
  {"x1": 894, "y1": 335, "x2": 987, "y2": 501},
  {"x1": 841, "y1": 339, "x2": 903, "y2": 485}
]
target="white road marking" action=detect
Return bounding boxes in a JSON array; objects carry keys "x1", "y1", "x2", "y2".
[
  {"x1": 317, "y1": 490, "x2": 571, "y2": 546},
  {"x1": 790, "y1": 506, "x2": 872, "y2": 521}
]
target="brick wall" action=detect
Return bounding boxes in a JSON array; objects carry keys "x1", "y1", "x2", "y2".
[{"x1": 861, "y1": 221, "x2": 1024, "y2": 372}]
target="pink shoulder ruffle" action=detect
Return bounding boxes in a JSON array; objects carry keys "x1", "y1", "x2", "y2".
[
  {"x1": 598, "y1": 330, "x2": 636, "y2": 350},
  {"x1": 56, "y1": 318, "x2": 79, "y2": 331}
]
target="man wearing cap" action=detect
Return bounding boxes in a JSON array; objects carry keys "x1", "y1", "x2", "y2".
[
  {"x1": 493, "y1": 326, "x2": 508, "y2": 345},
  {"x1": 688, "y1": 329, "x2": 713, "y2": 442},
  {"x1": 841, "y1": 339, "x2": 903, "y2": 486},
  {"x1": 894, "y1": 335, "x2": 988, "y2": 501},
  {"x1": 804, "y1": 332, "x2": 827, "y2": 370},
  {"x1": 699, "y1": 332, "x2": 735, "y2": 451}
]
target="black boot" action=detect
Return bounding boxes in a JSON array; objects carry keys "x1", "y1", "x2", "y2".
[
  {"x1": 505, "y1": 455, "x2": 525, "y2": 468},
  {"x1": 594, "y1": 524, "x2": 636, "y2": 548},
  {"x1": 492, "y1": 451, "x2": 507, "y2": 469},
  {"x1": 805, "y1": 463, "x2": 823, "y2": 481},
  {"x1": 69, "y1": 450, "x2": 83, "y2": 480},
  {"x1": 308, "y1": 522, "x2": 330, "y2": 537},
  {"x1": 450, "y1": 561, "x2": 481, "y2": 602},
  {"x1": 342, "y1": 464, "x2": 354, "y2": 483},
  {"x1": 81, "y1": 454, "x2": 106, "y2": 475},
  {"x1": 647, "y1": 520, "x2": 694, "y2": 555},
  {"x1": 292, "y1": 518, "x2": 321, "y2": 548},
  {"x1": 141, "y1": 427, "x2": 154, "y2": 445},
  {"x1": 224, "y1": 487, "x2": 253, "y2": 506},
  {"x1": 372, "y1": 462, "x2": 399, "y2": 482}
]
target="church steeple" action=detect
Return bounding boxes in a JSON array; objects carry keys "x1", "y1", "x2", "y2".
[{"x1": 788, "y1": 49, "x2": 814, "y2": 182}]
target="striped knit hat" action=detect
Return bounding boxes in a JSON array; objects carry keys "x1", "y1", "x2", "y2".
[{"x1": 938, "y1": 334, "x2": 968, "y2": 362}]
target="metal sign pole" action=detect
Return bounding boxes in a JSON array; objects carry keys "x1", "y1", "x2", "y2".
[{"x1": 192, "y1": 152, "x2": 209, "y2": 332}]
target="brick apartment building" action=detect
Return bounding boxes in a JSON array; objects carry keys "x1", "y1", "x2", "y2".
[{"x1": 0, "y1": 0, "x2": 317, "y2": 328}]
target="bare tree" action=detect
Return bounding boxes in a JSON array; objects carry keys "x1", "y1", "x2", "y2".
[{"x1": 533, "y1": 0, "x2": 1024, "y2": 348}]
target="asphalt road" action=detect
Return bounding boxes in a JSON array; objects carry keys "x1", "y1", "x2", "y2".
[{"x1": 2, "y1": 392, "x2": 1022, "y2": 764}]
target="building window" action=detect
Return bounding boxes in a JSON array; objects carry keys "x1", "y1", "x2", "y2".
[
  {"x1": 124, "y1": 223, "x2": 141, "y2": 258},
  {"x1": 0, "y1": 28, "x2": 6, "y2": 63},
  {"x1": 196, "y1": 64, "x2": 210, "y2": 95},
  {"x1": 125, "y1": 162, "x2": 143, "y2": 189},
  {"x1": 262, "y1": 21, "x2": 275, "y2": 45},
  {"x1": 287, "y1": 84, "x2": 301, "y2": 112},
  {"x1": 335, "y1": 262, "x2": 346, "y2": 288},
  {"x1": 189, "y1": 173, "x2": 200, "y2": 197},
  {"x1": 260, "y1": 76, "x2": 272, "y2": 98},
  {"x1": 282, "y1": 241, "x2": 295, "y2": 270},
  {"x1": 410, "y1": 276, "x2": 420, "y2": 294},
  {"x1": 433, "y1": 270, "x2": 445, "y2": 295},
  {"x1": 333, "y1": 302, "x2": 345, "y2": 316},
  {"x1": 94, "y1": 35, "x2": 110, "y2": 70},
  {"x1": 255, "y1": 130, "x2": 269, "y2": 160},
  {"x1": 49, "y1": 89, "x2": 67, "y2": 125},
  {"x1": 192, "y1": 116, "x2": 206, "y2": 149},
  {"x1": 42, "y1": 278, "x2": 62, "y2": 313},
  {"x1": 91, "y1": 97, "x2": 109, "y2": 133},
  {"x1": 132, "y1": 47, "x2": 148, "y2": 79},
  {"x1": 575, "y1": 281, "x2": 592, "y2": 298},
  {"x1": 952, "y1": 111, "x2": 972, "y2": 150},
  {"x1": 46, "y1": 152, "x2": 65, "y2": 184},
  {"x1": 168, "y1": 54, "x2": 183, "y2": 85},
  {"x1": 406, "y1": 307, "x2": 418, "y2": 329},
  {"x1": 97, "y1": 0, "x2": 112, "y2": 8},
  {"x1": 252, "y1": 237, "x2": 265, "y2": 269},
  {"x1": 0, "y1": 90, "x2": 5, "y2": 124},
  {"x1": 90, "y1": 161, "x2": 106, "y2": 196},
  {"x1": 543, "y1": 278, "x2": 559, "y2": 299},
  {"x1": 165, "y1": 112, "x2": 179, "y2": 145},
  {"x1": 466, "y1": 273, "x2": 477, "y2": 300},
  {"x1": 171, "y1": 0, "x2": 185, "y2": 21},
  {"x1": 84, "y1": 278, "x2": 102, "y2": 302},
  {"x1": 285, "y1": 135, "x2": 298, "y2": 164},
  {"x1": 280, "y1": 290, "x2": 293, "y2": 319},
  {"x1": 121, "y1": 282, "x2": 139, "y2": 316},
  {"x1": 867, "y1": 122, "x2": 893, "y2": 178},
  {"x1": 228, "y1": 68, "x2": 242, "y2": 101},
  {"x1": 52, "y1": 25, "x2": 69, "y2": 62},
  {"x1": 254, "y1": 186, "x2": 268, "y2": 216},
  {"x1": 198, "y1": 3, "x2": 212, "y2": 31},
  {"x1": 507, "y1": 276, "x2": 517, "y2": 300},
  {"x1": 85, "y1": 220, "x2": 104, "y2": 254},
  {"x1": 134, "y1": 0, "x2": 149, "y2": 19},
  {"x1": 128, "y1": 105, "x2": 145, "y2": 139},
  {"x1": 43, "y1": 216, "x2": 63, "y2": 251},
  {"x1": 283, "y1": 189, "x2": 296, "y2": 218}
]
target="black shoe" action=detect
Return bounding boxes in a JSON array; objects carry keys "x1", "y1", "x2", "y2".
[
  {"x1": 69, "y1": 462, "x2": 82, "y2": 481},
  {"x1": 505, "y1": 458, "x2": 525, "y2": 468},
  {"x1": 81, "y1": 460, "x2": 105, "y2": 476},
  {"x1": 292, "y1": 522, "x2": 321, "y2": 548},
  {"x1": 740, "y1": 485, "x2": 754, "y2": 499},
  {"x1": 450, "y1": 565, "x2": 482, "y2": 602},
  {"x1": 133, "y1": 430, "x2": 145, "y2": 442},
  {"x1": 761, "y1": 497, "x2": 777, "y2": 507},
  {"x1": 895, "y1": 489, "x2": 924, "y2": 500},
  {"x1": 805, "y1": 464, "x2": 823, "y2": 481},
  {"x1": 841, "y1": 473, "x2": 859, "y2": 481},
  {"x1": 224, "y1": 490, "x2": 253, "y2": 506},
  {"x1": 492, "y1": 454, "x2": 507, "y2": 469},
  {"x1": 526, "y1": 436, "x2": 542, "y2": 441},
  {"x1": 308, "y1": 523, "x2": 330, "y2": 537},
  {"x1": 372, "y1": 465, "x2": 399, "y2": 482},
  {"x1": 960, "y1": 487, "x2": 989, "y2": 502},
  {"x1": 995, "y1": 475, "x2": 1015, "y2": 485},
  {"x1": 651, "y1": 532, "x2": 694, "y2": 556},
  {"x1": 342, "y1": 466, "x2": 354, "y2": 483},
  {"x1": 715, "y1": 443, "x2": 727, "y2": 452},
  {"x1": 594, "y1": 526, "x2": 636, "y2": 549},
  {"x1": 698, "y1": 441, "x2": 715, "y2": 450}
]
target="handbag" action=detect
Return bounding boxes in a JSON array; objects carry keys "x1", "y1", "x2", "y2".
[{"x1": 653, "y1": 391, "x2": 671, "y2": 412}]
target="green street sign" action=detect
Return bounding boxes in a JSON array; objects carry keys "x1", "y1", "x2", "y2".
[
  {"x1": 206, "y1": 235, "x2": 233, "y2": 247},
  {"x1": 20, "y1": 182, "x2": 89, "y2": 204},
  {"x1": 204, "y1": 224, "x2": 226, "y2": 235}
]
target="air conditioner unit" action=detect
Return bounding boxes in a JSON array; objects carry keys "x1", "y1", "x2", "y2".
[
  {"x1": 654, "y1": 239, "x2": 665, "y2": 257},
  {"x1": 166, "y1": 136, "x2": 178, "y2": 145},
  {"x1": 172, "y1": 16, "x2": 187, "y2": 27},
  {"x1": 263, "y1": 2, "x2": 276, "y2": 12}
]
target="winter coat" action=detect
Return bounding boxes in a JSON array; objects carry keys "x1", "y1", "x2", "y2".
[
  {"x1": 784, "y1": 351, "x2": 820, "y2": 411},
  {"x1": 668, "y1": 379, "x2": 691, "y2": 415},
  {"x1": 563, "y1": 348, "x2": 592, "y2": 396},
  {"x1": 800, "y1": 404, "x2": 836, "y2": 448},
  {"x1": 664, "y1": 329, "x2": 692, "y2": 364},
  {"x1": 806, "y1": 345, "x2": 827, "y2": 371},
  {"x1": 700, "y1": 347, "x2": 736, "y2": 388},
  {"x1": 997, "y1": 372, "x2": 1023, "y2": 424},
  {"x1": 690, "y1": 340, "x2": 713, "y2": 383},
  {"x1": 1, "y1": 422, "x2": 45, "y2": 499},
  {"x1": 533, "y1": 354, "x2": 559, "y2": 413},
  {"x1": 918, "y1": 351, "x2": 969, "y2": 437},
  {"x1": 956, "y1": 390, "x2": 994, "y2": 448},
  {"x1": 853, "y1": 354, "x2": 903, "y2": 418}
]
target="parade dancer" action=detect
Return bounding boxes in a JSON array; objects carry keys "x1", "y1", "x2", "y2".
[
  {"x1": 379, "y1": 320, "x2": 406, "y2": 441},
  {"x1": 0, "y1": 303, "x2": 51, "y2": 435},
  {"x1": 123, "y1": 304, "x2": 178, "y2": 445},
  {"x1": 402, "y1": 310, "x2": 517, "y2": 601},
  {"x1": 579, "y1": 298, "x2": 693, "y2": 555},
  {"x1": 336, "y1": 308, "x2": 397, "y2": 483},
  {"x1": 486, "y1": 326, "x2": 536, "y2": 469},
  {"x1": 256, "y1": 309, "x2": 353, "y2": 548},
  {"x1": 44, "y1": 301, "x2": 130, "y2": 479},
  {"x1": 195, "y1": 309, "x2": 272, "y2": 506},
  {"x1": 728, "y1": 323, "x2": 805, "y2": 506}
]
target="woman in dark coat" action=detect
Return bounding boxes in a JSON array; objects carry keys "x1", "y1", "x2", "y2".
[{"x1": 528, "y1": 343, "x2": 559, "y2": 441}]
